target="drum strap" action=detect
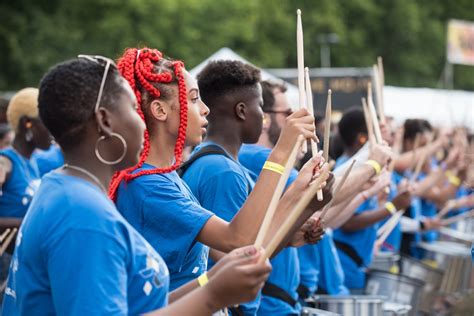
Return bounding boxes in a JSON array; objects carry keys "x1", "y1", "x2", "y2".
[
  {"x1": 262, "y1": 282, "x2": 297, "y2": 308},
  {"x1": 334, "y1": 240, "x2": 364, "y2": 267},
  {"x1": 227, "y1": 306, "x2": 245, "y2": 316},
  {"x1": 296, "y1": 284, "x2": 310, "y2": 299}
]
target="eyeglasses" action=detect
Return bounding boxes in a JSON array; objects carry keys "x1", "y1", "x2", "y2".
[
  {"x1": 264, "y1": 109, "x2": 293, "y2": 117},
  {"x1": 78, "y1": 54, "x2": 117, "y2": 112}
]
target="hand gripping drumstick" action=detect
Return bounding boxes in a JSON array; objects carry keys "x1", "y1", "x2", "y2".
[{"x1": 261, "y1": 164, "x2": 331, "y2": 261}]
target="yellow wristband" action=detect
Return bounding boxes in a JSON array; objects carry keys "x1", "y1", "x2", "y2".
[
  {"x1": 197, "y1": 272, "x2": 208, "y2": 287},
  {"x1": 263, "y1": 161, "x2": 285, "y2": 175},
  {"x1": 365, "y1": 160, "x2": 382, "y2": 175},
  {"x1": 448, "y1": 175, "x2": 461, "y2": 187},
  {"x1": 385, "y1": 201, "x2": 397, "y2": 215}
]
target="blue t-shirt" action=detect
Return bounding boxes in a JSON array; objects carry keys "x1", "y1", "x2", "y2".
[
  {"x1": 238, "y1": 143, "x2": 301, "y2": 315},
  {"x1": 0, "y1": 148, "x2": 40, "y2": 218},
  {"x1": 297, "y1": 244, "x2": 320, "y2": 294},
  {"x1": 333, "y1": 197, "x2": 379, "y2": 290},
  {"x1": 32, "y1": 144, "x2": 64, "y2": 176},
  {"x1": 184, "y1": 142, "x2": 261, "y2": 316},
  {"x1": 316, "y1": 230, "x2": 350, "y2": 295},
  {"x1": 2, "y1": 172, "x2": 169, "y2": 315},
  {"x1": 116, "y1": 165, "x2": 214, "y2": 291}
]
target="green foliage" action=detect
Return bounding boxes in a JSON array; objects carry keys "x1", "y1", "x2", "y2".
[{"x1": 1, "y1": 0, "x2": 473, "y2": 90}]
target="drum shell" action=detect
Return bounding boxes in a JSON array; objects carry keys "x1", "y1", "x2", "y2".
[
  {"x1": 370, "y1": 252, "x2": 400, "y2": 273},
  {"x1": 418, "y1": 241, "x2": 471, "y2": 293},
  {"x1": 400, "y1": 255, "x2": 443, "y2": 313},
  {"x1": 307, "y1": 295, "x2": 384, "y2": 316},
  {"x1": 366, "y1": 270, "x2": 424, "y2": 316},
  {"x1": 300, "y1": 307, "x2": 341, "y2": 316}
]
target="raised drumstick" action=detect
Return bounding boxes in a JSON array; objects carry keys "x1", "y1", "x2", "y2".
[
  {"x1": 362, "y1": 98, "x2": 376, "y2": 146},
  {"x1": 377, "y1": 57, "x2": 386, "y2": 123},
  {"x1": 373, "y1": 64, "x2": 384, "y2": 124},
  {"x1": 367, "y1": 83, "x2": 383, "y2": 143},
  {"x1": 0, "y1": 228, "x2": 11, "y2": 243},
  {"x1": 305, "y1": 68, "x2": 323, "y2": 201},
  {"x1": 254, "y1": 135, "x2": 305, "y2": 248},
  {"x1": 261, "y1": 164, "x2": 331, "y2": 261},
  {"x1": 323, "y1": 90, "x2": 332, "y2": 161},
  {"x1": 296, "y1": 9, "x2": 308, "y2": 154}
]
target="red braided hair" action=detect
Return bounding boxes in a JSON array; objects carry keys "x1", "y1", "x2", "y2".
[{"x1": 108, "y1": 47, "x2": 188, "y2": 200}]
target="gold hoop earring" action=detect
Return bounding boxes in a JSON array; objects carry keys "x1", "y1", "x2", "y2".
[{"x1": 95, "y1": 132, "x2": 127, "y2": 165}]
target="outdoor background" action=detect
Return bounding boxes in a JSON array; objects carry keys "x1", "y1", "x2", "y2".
[{"x1": 1, "y1": 0, "x2": 473, "y2": 91}]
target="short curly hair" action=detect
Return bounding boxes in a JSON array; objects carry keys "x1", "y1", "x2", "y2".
[
  {"x1": 197, "y1": 60, "x2": 261, "y2": 108},
  {"x1": 338, "y1": 107, "x2": 367, "y2": 148},
  {"x1": 38, "y1": 58, "x2": 125, "y2": 150}
]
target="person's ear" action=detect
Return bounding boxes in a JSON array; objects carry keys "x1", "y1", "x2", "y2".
[
  {"x1": 358, "y1": 132, "x2": 368, "y2": 145},
  {"x1": 234, "y1": 102, "x2": 246, "y2": 121},
  {"x1": 95, "y1": 108, "x2": 114, "y2": 136},
  {"x1": 262, "y1": 113, "x2": 271, "y2": 131},
  {"x1": 149, "y1": 99, "x2": 168, "y2": 122}
]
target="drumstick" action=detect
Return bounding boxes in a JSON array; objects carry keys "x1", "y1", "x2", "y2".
[
  {"x1": 254, "y1": 135, "x2": 305, "y2": 248},
  {"x1": 375, "y1": 210, "x2": 404, "y2": 250},
  {"x1": 0, "y1": 228, "x2": 11, "y2": 243},
  {"x1": 262, "y1": 164, "x2": 331, "y2": 261},
  {"x1": 377, "y1": 57, "x2": 386, "y2": 123},
  {"x1": 296, "y1": 9, "x2": 308, "y2": 154},
  {"x1": 305, "y1": 68, "x2": 323, "y2": 201},
  {"x1": 377, "y1": 209, "x2": 403, "y2": 237},
  {"x1": 318, "y1": 160, "x2": 356, "y2": 221},
  {"x1": 437, "y1": 200, "x2": 456, "y2": 219},
  {"x1": 409, "y1": 133, "x2": 434, "y2": 182},
  {"x1": 373, "y1": 64, "x2": 384, "y2": 124},
  {"x1": 0, "y1": 228, "x2": 17, "y2": 256},
  {"x1": 367, "y1": 83, "x2": 383, "y2": 144},
  {"x1": 323, "y1": 90, "x2": 332, "y2": 161},
  {"x1": 441, "y1": 209, "x2": 474, "y2": 226},
  {"x1": 362, "y1": 98, "x2": 376, "y2": 146}
]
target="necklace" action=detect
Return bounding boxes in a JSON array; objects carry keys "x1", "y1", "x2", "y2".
[{"x1": 63, "y1": 164, "x2": 107, "y2": 194}]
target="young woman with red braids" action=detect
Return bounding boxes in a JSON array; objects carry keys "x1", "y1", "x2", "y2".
[{"x1": 112, "y1": 47, "x2": 334, "y2": 294}]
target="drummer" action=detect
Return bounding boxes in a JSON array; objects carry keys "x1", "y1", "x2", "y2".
[
  {"x1": 110, "y1": 47, "x2": 331, "y2": 300},
  {"x1": 332, "y1": 108, "x2": 412, "y2": 292},
  {"x1": 2, "y1": 57, "x2": 272, "y2": 315}
]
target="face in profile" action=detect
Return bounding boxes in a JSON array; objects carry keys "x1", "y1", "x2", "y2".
[{"x1": 183, "y1": 71, "x2": 209, "y2": 146}]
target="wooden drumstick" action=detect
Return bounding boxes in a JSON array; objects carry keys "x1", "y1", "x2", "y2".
[
  {"x1": 296, "y1": 9, "x2": 308, "y2": 154},
  {"x1": 367, "y1": 83, "x2": 383, "y2": 143},
  {"x1": 377, "y1": 57, "x2": 386, "y2": 123},
  {"x1": 305, "y1": 68, "x2": 323, "y2": 201},
  {"x1": 262, "y1": 164, "x2": 331, "y2": 261},
  {"x1": 254, "y1": 135, "x2": 305, "y2": 248},
  {"x1": 0, "y1": 228, "x2": 11, "y2": 243},
  {"x1": 362, "y1": 98, "x2": 376, "y2": 146},
  {"x1": 0, "y1": 228, "x2": 17, "y2": 256},
  {"x1": 323, "y1": 90, "x2": 332, "y2": 161}
]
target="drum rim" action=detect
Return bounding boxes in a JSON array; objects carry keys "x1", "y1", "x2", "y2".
[
  {"x1": 367, "y1": 269, "x2": 426, "y2": 286},
  {"x1": 400, "y1": 255, "x2": 445, "y2": 274}
]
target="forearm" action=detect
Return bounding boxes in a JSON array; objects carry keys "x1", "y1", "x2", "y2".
[
  {"x1": 341, "y1": 207, "x2": 390, "y2": 232},
  {"x1": 421, "y1": 183, "x2": 458, "y2": 205},
  {"x1": 326, "y1": 192, "x2": 365, "y2": 229},
  {"x1": 414, "y1": 168, "x2": 445, "y2": 196},
  {"x1": 168, "y1": 279, "x2": 200, "y2": 304},
  {"x1": 332, "y1": 164, "x2": 375, "y2": 205},
  {"x1": 394, "y1": 142, "x2": 442, "y2": 173},
  {"x1": 148, "y1": 286, "x2": 219, "y2": 316}
]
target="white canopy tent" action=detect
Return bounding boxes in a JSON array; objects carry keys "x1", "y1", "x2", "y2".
[
  {"x1": 189, "y1": 47, "x2": 300, "y2": 106},
  {"x1": 384, "y1": 86, "x2": 474, "y2": 130}
]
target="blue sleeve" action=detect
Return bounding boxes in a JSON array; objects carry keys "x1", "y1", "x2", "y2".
[
  {"x1": 141, "y1": 182, "x2": 214, "y2": 274},
  {"x1": 47, "y1": 229, "x2": 129, "y2": 315},
  {"x1": 199, "y1": 170, "x2": 249, "y2": 221}
]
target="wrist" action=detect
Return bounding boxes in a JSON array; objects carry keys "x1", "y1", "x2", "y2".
[
  {"x1": 200, "y1": 282, "x2": 224, "y2": 313},
  {"x1": 360, "y1": 191, "x2": 369, "y2": 201},
  {"x1": 384, "y1": 201, "x2": 397, "y2": 215},
  {"x1": 268, "y1": 147, "x2": 287, "y2": 165},
  {"x1": 365, "y1": 160, "x2": 382, "y2": 176}
]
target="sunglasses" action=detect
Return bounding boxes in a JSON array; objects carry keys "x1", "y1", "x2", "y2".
[{"x1": 78, "y1": 55, "x2": 117, "y2": 112}]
